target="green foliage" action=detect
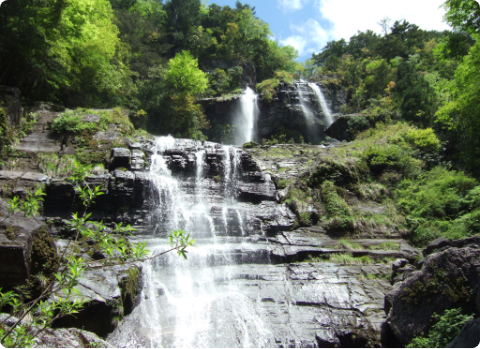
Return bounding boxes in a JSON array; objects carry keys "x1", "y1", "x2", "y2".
[
  {"x1": 51, "y1": 111, "x2": 99, "y2": 135},
  {"x1": 334, "y1": 238, "x2": 362, "y2": 250},
  {"x1": 363, "y1": 144, "x2": 407, "y2": 174},
  {"x1": 403, "y1": 128, "x2": 441, "y2": 154},
  {"x1": 396, "y1": 166, "x2": 478, "y2": 245},
  {"x1": 408, "y1": 308, "x2": 472, "y2": 348},
  {"x1": 256, "y1": 78, "x2": 280, "y2": 103},
  {"x1": 435, "y1": 35, "x2": 480, "y2": 173}
]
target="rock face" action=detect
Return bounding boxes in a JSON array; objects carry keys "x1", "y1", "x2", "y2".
[
  {"x1": 384, "y1": 237, "x2": 480, "y2": 345},
  {"x1": 14, "y1": 106, "x2": 63, "y2": 154},
  {"x1": 107, "y1": 137, "x2": 416, "y2": 348}
]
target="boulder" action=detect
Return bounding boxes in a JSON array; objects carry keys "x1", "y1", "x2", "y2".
[
  {"x1": 0, "y1": 217, "x2": 58, "y2": 290},
  {"x1": 52, "y1": 264, "x2": 143, "y2": 338},
  {"x1": 423, "y1": 237, "x2": 451, "y2": 256},
  {"x1": 384, "y1": 238, "x2": 480, "y2": 345},
  {"x1": 324, "y1": 115, "x2": 352, "y2": 141},
  {"x1": 0, "y1": 314, "x2": 113, "y2": 348}
]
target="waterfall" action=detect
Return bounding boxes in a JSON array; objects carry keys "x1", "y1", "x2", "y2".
[
  {"x1": 308, "y1": 82, "x2": 334, "y2": 126},
  {"x1": 235, "y1": 87, "x2": 258, "y2": 145},
  {"x1": 110, "y1": 136, "x2": 274, "y2": 348}
]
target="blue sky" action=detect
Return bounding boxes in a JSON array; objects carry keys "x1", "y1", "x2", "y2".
[{"x1": 208, "y1": 0, "x2": 451, "y2": 62}]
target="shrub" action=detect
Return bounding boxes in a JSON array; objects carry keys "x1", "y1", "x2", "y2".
[
  {"x1": 363, "y1": 144, "x2": 405, "y2": 174},
  {"x1": 310, "y1": 157, "x2": 362, "y2": 187},
  {"x1": 403, "y1": 127, "x2": 441, "y2": 154},
  {"x1": 407, "y1": 308, "x2": 472, "y2": 348}
]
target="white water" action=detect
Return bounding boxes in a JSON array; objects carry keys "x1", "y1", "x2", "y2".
[
  {"x1": 235, "y1": 87, "x2": 258, "y2": 145},
  {"x1": 112, "y1": 136, "x2": 273, "y2": 347},
  {"x1": 308, "y1": 83, "x2": 334, "y2": 126}
]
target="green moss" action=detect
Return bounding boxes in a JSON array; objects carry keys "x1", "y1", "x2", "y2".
[
  {"x1": 401, "y1": 263, "x2": 471, "y2": 308},
  {"x1": 242, "y1": 141, "x2": 259, "y2": 149},
  {"x1": 334, "y1": 238, "x2": 363, "y2": 250},
  {"x1": 5, "y1": 226, "x2": 20, "y2": 240},
  {"x1": 368, "y1": 241, "x2": 400, "y2": 250}
]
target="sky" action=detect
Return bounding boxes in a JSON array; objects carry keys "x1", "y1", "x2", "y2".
[{"x1": 208, "y1": 0, "x2": 451, "y2": 62}]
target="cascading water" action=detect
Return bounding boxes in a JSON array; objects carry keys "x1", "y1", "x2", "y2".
[
  {"x1": 110, "y1": 136, "x2": 277, "y2": 348},
  {"x1": 308, "y1": 82, "x2": 334, "y2": 126},
  {"x1": 234, "y1": 87, "x2": 258, "y2": 145}
]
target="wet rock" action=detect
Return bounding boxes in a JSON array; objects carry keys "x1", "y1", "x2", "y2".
[
  {"x1": 44, "y1": 179, "x2": 75, "y2": 218},
  {"x1": 110, "y1": 148, "x2": 131, "y2": 170},
  {"x1": 385, "y1": 239, "x2": 480, "y2": 345},
  {"x1": 131, "y1": 150, "x2": 145, "y2": 171},
  {"x1": 447, "y1": 317, "x2": 480, "y2": 348}
]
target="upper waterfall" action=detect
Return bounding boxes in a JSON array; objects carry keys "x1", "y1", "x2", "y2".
[
  {"x1": 234, "y1": 87, "x2": 258, "y2": 145},
  {"x1": 308, "y1": 82, "x2": 333, "y2": 126}
]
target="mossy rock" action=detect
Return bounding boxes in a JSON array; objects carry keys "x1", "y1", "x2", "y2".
[
  {"x1": 243, "y1": 141, "x2": 259, "y2": 149},
  {"x1": 309, "y1": 157, "x2": 364, "y2": 187}
]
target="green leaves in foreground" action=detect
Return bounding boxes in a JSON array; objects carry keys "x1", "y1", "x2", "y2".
[{"x1": 168, "y1": 230, "x2": 195, "y2": 259}]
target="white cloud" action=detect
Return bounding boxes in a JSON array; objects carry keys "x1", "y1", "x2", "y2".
[
  {"x1": 316, "y1": 0, "x2": 450, "y2": 42},
  {"x1": 280, "y1": 19, "x2": 332, "y2": 56},
  {"x1": 277, "y1": 0, "x2": 311, "y2": 12}
]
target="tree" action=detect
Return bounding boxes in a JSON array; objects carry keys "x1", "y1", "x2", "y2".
[
  {"x1": 396, "y1": 60, "x2": 436, "y2": 125},
  {"x1": 435, "y1": 36, "x2": 480, "y2": 172},
  {"x1": 164, "y1": 0, "x2": 201, "y2": 43},
  {"x1": 165, "y1": 50, "x2": 208, "y2": 95},
  {"x1": 443, "y1": 0, "x2": 480, "y2": 35}
]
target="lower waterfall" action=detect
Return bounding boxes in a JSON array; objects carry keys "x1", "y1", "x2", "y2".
[{"x1": 109, "y1": 136, "x2": 282, "y2": 348}]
